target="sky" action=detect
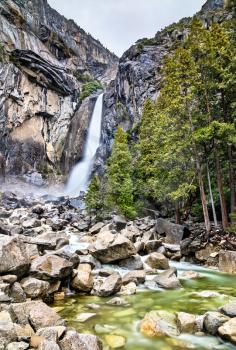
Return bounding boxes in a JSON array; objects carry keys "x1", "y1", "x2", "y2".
[{"x1": 48, "y1": 0, "x2": 206, "y2": 57}]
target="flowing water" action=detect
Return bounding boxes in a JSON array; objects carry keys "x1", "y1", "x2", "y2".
[
  {"x1": 64, "y1": 93, "x2": 104, "y2": 197},
  {"x1": 54, "y1": 261, "x2": 236, "y2": 350}
]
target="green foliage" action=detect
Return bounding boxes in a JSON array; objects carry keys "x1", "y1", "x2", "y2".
[
  {"x1": 36, "y1": 162, "x2": 53, "y2": 178},
  {"x1": 74, "y1": 72, "x2": 93, "y2": 83},
  {"x1": 85, "y1": 175, "x2": 105, "y2": 212},
  {"x1": 105, "y1": 127, "x2": 136, "y2": 219},
  {"x1": 80, "y1": 80, "x2": 103, "y2": 101}
]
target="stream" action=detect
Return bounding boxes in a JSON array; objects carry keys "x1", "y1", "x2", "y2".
[{"x1": 53, "y1": 259, "x2": 236, "y2": 350}]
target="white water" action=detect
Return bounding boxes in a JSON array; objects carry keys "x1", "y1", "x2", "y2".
[{"x1": 64, "y1": 93, "x2": 104, "y2": 197}]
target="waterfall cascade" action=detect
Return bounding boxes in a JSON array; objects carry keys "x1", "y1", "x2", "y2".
[{"x1": 64, "y1": 93, "x2": 104, "y2": 197}]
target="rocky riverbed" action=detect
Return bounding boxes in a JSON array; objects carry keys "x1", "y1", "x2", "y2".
[{"x1": 0, "y1": 187, "x2": 236, "y2": 349}]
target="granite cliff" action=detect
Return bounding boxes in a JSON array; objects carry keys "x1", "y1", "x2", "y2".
[{"x1": 0, "y1": 0, "x2": 118, "y2": 175}]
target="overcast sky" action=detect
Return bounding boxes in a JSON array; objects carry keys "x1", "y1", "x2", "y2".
[{"x1": 48, "y1": 0, "x2": 206, "y2": 57}]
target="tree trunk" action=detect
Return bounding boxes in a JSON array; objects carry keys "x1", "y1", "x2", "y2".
[
  {"x1": 228, "y1": 145, "x2": 236, "y2": 218},
  {"x1": 215, "y1": 152, "x2": 229, "y2": 229},
  {"x1": 196, "y1": 159, "x2": 211, "y2": 233},
  {"x1": 175, "y1": 202, "x2": 181, "y2": 224},
  {"x1": 206, "y1": 160, "x2": 218, "y2": 228}
]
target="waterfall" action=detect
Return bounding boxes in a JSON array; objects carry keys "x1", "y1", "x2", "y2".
[{"x1": 64, "y1": 93, "x2": 104, "y2": 197}]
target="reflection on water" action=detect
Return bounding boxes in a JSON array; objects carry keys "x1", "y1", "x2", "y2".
[{"x1": 54, "y1": 262, "x2": 236, "y2": 350}]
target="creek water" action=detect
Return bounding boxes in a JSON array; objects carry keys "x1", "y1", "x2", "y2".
[
  {"x1": 54, "y1": 260, "x2": 236, "y2": 350},
  {"x1": 64, "y1": 93, "x2": 104, "y2": 197}
]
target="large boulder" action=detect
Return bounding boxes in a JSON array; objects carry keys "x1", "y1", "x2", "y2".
[
  {"x1": 59, "y1": 330, "x2": 102, "y2": 350},
  {"x1": 71, "y1": 264, "x2": 94, "y2": 292},
  {"x1": 11, "y1": 301, "x2": 65, "y2": 331},
  {"x1": 219, "y1": 250, "x2": 236, "y2": 273},
  {"x1": 218, "y1": 318, "x2": 236, "y2": 344},
  {"x1": 176, "y1": 312, "x2": 197, "y2": 333},
  {"x1": 220, "y1": 302, "x2": 236, "y2": 317},
  {"x1": 118, "y1": 255, "x2": 143, "y2": 270},
  {"x1": 92, "y1": 234, "x2": 136, "y2": 263},
  {"x1": 92, "y1": 273, "x2": 122, "y2": 297},
  {"x1": 154, "y1": 268, "x2": 181, "y2": 289},
  {"x1": 20, "y1": 277, "x2": 50, "y2": 299},
  {"x1": 145, "y1": 253, "x2": 169, "y2": 270},
  {"x1": 203, "y1": 311, "x2": 229, "y2": 335},
  {"x1": 122, "y1": 270, "x2": 146, "y2": 285},
  {"x1": 0, "y1": 235, "x2": 30, "y2": 277},
  {"x1": 30, "y1": 254, "x2": 73, "y2": 280},
  {"x1": 155, "y1": 218, "x2": 189, "y2": 244},
  {"x1": 140, "y1": 310, "x2": 179, "y2": 337}
]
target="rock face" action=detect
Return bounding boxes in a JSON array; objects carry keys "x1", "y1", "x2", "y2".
[
  {"x1": 0, "y1": 0, "x2": 118, "y2": 174},
  {"x1": 0, "y1": 235, "x2": 30, "y2": 277}
]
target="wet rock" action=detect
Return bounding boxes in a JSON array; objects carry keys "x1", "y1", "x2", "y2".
[
  {"x1": 176, "y1": 312, "x2": 197, "y2": 333},
  {"x1": 11, "y1": 301, "x2": 65, "y2": 331},
  {"x1": 0, "y1": 235, "x2": 30, "y2": 277},
  {"x1": 106, "y1": 297, "x2": 128, "y2": 306},
  {"x1": 93, "y1": 272, "x2": 122, "y2": 297},
  {"x1": 179, "y1": 271, "x2": 201, "y2": 280},
  {"x1": 145, "y1": 253, "x2": 169, "y2": 270},
  {"x1": 76, "y1": 313, "x2": 96, "y2": 323},
  {"x1": 118, "y1": 255, "x2": 143, "y2": 270},
  {"x1": 21, "y1": 277, "x2": 50, "y2": 299},
  {"x1": 92, "y1": 234, "x2": 136, "y2": 263},
  {"x1": 203, "y1": 311, "x2": 229, "y2": 335},
  {"x1": 119, "y1": 282, "x2": 136, "y2": 295},
  {"x1": 30, "y1": 254, "x2": 73, "y2": 280},
  {"x1": 218, "y1": 318, "x2": 236, "y2": 344},
  {"x1": 140, "y1": 310, "x2": 179, "y2": 337},
  {"x1": 122, "y1": 270, "x2": 146, "y2": 285},
  {"x1": 220, "y1": 302, "x2": 236, "y2": 317},
  {"x1": 105, "y1": 334, "x2": 126, "y2": 348},
  {"x1": 154, "y1": 268, "x2": 181, "y2": 289},
  {"x1": 71, "y1": 264, "x2": 94, "y2": 292},
  {"x1": 219, "y1": 250, "x2": 236, "y2": 274}
]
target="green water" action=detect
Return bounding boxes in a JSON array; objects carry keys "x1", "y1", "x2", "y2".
[{"x1": 54, "y1": 262, "x2": 236, "y2": 350}]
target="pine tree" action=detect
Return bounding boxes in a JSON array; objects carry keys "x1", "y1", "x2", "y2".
[
  {"x1": 106, "y1": 127, "x2": 136, "y2": 219},
  {"x1": 85, "y1": 175, "x2": 105, "y2": 212}
]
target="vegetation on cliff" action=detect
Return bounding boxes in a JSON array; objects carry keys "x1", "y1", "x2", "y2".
[{"x1": 87, "y1": 17, "x2": 236, "y2": 231}]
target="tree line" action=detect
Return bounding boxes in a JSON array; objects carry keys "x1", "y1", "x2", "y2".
[{"x1": 86, "y1": 17, "x2": 236, "y2": 233}]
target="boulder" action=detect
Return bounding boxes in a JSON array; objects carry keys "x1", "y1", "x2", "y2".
[
  {"x1": 122, "y1": 270, "x2": 146, "y2": 285},
  {"x1": 154, "y1": 268, "x2": 181, "y2": 289},
  {"x1": 119, "y1": 282, "x2": 136, "y2": 295},
  {"x1": 218, "y1": 318, "x2": 236, "y2": 344},
  {"x1": 10, "y1": 282, "x2": 27, "y2": 303},
  {"x1": 144, "y1": 240, "x2": 162, "y2": 253},
  {"x1": 145, "y1": 253, "x2": 169, "y2": 270},
  {"x1": 0, "y1": 235, "x2": 30, "y2": 277},
  {"x1": 105, "y1": 334, "x2": 126, "y2": 348},
  {"x1": 71, "y1": 264, "x2": 94, "y2": 292},
  {"x1": 118, "y1": 255, "x2": 143, "y2": 270},
  {"x1": 156, "y1": 218, "x2": 189, "y2": 244},
  {"x1": 6, "y1": 342, "x2": 29, "y2": 350},
  {"x1": 89, "y1": 223, "x2": 104, "y2": 235},
  {"x1": 195, "y1": 244, "x2": 216, "y2": 262},
  {"x1": 30, "y1": 254, "x2": 73, "y2": 280},
  {"x1": 21, "y1": 277, "x2": 50, "y2": 299},
  {"x1": 220, "y1": 302, "x2": 236, "y2": 317},
  {"x1": 11, "y1": 301, "x2": 65, "y2": 331},
  {"x1": 203, "y1": 312, "x2": 229, "y2": 335},
  {"x1": 176, "y1": 312, "x2": 197, "y2": 333},
  {"x1": 39, "y1": 340, "x2": 60, "y2": 350},
  {"x1": 219, "y1": 250, "x2": 236, "y2": 274},
  {"x1": 140, "y1": 310, "x2": 179, "y2": 337},
  {"x1": 93, "y1": 273, "x2": 122, "y2": 297},
  {"x1": 112, "y1": 215, "x2": 127, "y2": 231},
  {"x1": 36, "y1": 326, "x2": 66, "y2": 342},
  {"x1": 92, "y1": 234, "x2": 136, "y2": 263},
  {"x1": 59, "y1": 330, "x2": 102, "y2": 350}
]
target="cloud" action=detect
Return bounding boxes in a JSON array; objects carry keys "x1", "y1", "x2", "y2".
[{"x1": 47, "y1": 0, "x2": 206, "y2": 57}]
